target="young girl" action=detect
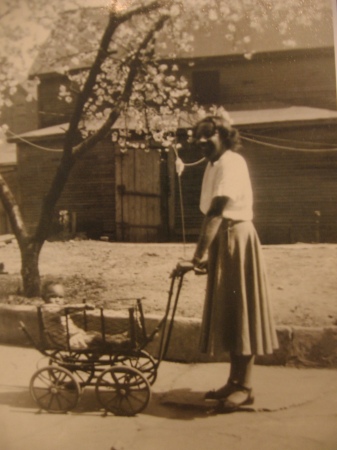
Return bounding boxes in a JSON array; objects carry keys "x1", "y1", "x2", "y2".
[{"x1": 191, "y1": 116, "x2": 279, "y2": 412}]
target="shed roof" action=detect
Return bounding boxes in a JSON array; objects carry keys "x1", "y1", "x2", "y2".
[{"x1": 8, "y1": 106, "x2": 337, "y2": 145}]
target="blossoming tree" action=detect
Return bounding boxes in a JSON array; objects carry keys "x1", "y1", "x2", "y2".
[{"x1": 0, "y1": 0, "x2": 327, "y2": 296}]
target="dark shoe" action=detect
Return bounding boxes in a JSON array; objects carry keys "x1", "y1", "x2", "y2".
[
  {"x1": 219, "y1": 384, "x2": 254, "y2": 412},
  {"x1": 204, "y1": 379, "x2": 238, "y2": 401}
]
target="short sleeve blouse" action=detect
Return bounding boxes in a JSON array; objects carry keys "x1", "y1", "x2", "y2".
[{"x1": 199, "y1": 150, "x2": 253, "y2": 221}]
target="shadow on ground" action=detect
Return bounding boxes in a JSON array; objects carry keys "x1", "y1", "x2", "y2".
[{"x1": 0, "y1": 386, "x2": 211, "y2": 420}]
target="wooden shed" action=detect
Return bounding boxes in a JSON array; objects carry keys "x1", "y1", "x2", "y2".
[
  {"x1": 10, "y1": 123, "x2": 175, "y2": 242},
  {"x1": 8, "y1": 1, "x2": 337, "y2": 244},
  {"x1": 10, "y1": 105, "x2": 337, "y2": 244}
]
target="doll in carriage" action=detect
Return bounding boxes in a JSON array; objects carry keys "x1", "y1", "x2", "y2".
[
  {"x1": 40, "y1": 280, "x2": 131, "y2": 351},
  {"x1": 20, "y1": 264, "x2": 193, "y2": 416}
]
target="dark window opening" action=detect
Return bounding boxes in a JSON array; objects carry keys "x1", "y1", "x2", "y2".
[{"x1": 192, "y1": 70, "x2": 220, "y2": 104}]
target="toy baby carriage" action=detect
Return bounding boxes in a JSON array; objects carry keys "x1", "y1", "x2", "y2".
[{"x1": 20, "y1": 262, "x2": 194, "y2": 416}]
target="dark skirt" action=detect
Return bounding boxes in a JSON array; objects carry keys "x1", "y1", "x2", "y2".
[{"x1": 199, "y1": 220, "x2": 279, "y2": 356}]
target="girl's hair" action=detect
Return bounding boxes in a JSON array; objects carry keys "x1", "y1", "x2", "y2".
[{"x1": 193, "y1": 116, "x2": 241, "y2": 151}]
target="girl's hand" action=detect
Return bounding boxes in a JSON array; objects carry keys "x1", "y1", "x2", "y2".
[
  {"x1": 173, "y1": 261, "x2": 194, "y2": 276},
  {"x1": 192, "y1": 257, "x2": 208, "y2": 275}
]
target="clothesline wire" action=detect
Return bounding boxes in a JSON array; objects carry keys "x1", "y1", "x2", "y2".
[
  {"x1": 240, "y1": 135, "x2": 337, "y2": 152},
  {"x1": 240, "y1": 130, "x2": 337, "y2": 148},
  {"x1": 5, "y1": 127, "x2": 337, "y2": 154},
  {"x1": 6, "y1": 129, "x2": 64, "y2": 152},
  {"x1": 183, "y1": 157, "x2": 206, "y2": 167}
]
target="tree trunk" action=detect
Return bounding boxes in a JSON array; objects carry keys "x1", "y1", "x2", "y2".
[{"x1": 20, "y1": 241, "x2": 42, "y2": 297}]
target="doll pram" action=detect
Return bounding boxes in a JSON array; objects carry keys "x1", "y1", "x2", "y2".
[{"x1": 20, "y1": 262, "x2": 194, "y2": 416}]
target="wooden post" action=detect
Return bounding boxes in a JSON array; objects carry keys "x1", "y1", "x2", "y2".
[{"x1": 159, "y1": 149, "x2": 170, "y2": 242}]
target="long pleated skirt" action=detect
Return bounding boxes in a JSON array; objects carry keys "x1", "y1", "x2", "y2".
[{"x1": 199, "y1": 220, "x2": 279, "y2": 356}]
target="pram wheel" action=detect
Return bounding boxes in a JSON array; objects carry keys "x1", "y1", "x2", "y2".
[
  {"x1": 95, "y1": 366, "x2": 151, "y2": 416},
  {"x1": 112, "y1": 350, "x2": 157, "y2": 385},
  {"x1": 30, "y1": 366, "x2": 81, "y2": 413}
]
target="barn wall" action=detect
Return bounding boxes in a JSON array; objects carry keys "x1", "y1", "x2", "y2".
[
  {"x1": 37, "y1": 48, "x2": 336, "y2": 131},
  {"x1": 14, "y1": 135, "x2": 175, "y2": 243},
  {"x1": 12, "y1": 120, "x2": 337, "y2": 244},
  {"x1": 17, "y1": 138, "x2": 115, "y2": 239},
  {"x1": 180, "y1": 48, "x2": 336, "y2": 110},
  {"x1": 174, "y1": 122, "x2": 337, "y2": 244},
  {"x1": 60, "y1": 139, "x2": 116, "y2": 238},
  {"x1": 242, "y1": 123, "x2": 337, "y2": 244}
]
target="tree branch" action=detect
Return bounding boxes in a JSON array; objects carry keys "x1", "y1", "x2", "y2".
[
  {"x1": 113, "y1": 0, "x2": 165, "y2": 22},
  {"x1": 65, "y1": 0, "x2": 165, "y2": 152},
  {"x1": 73, "y1": 107, "x2": 121, "y2": 157},
  {"x1": 73, "y1": 13, "x2": 170, "y2": 158},
  {"x1": 36, "y1": 1, "x2": 169, "y2": 242},
  {"x1": 123, "y1": 14, "x2": 170, "y2": 100}
]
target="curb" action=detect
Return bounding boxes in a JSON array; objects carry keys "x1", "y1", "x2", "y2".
[{"x1": 1, "y1": 304, "x2": 337, "y2": 367}]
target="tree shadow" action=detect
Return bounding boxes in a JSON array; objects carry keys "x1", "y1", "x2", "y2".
[
  {"x1": 0, "y1": 387, "x2": 36, "y2": 410},
  {"x1": 71, "y1": 388, "x2": 212, "y2": 420},
  {"x1": 144, "y1": 389, "x2": 211, "y2": 420}
]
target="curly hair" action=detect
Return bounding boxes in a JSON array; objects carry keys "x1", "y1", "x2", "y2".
[
  {"x1": 41, "y1": 278, "x2": 64, "y2": 301},
  {"x1": 193, "y1": 115, "x2": 241, "y2": 151}
]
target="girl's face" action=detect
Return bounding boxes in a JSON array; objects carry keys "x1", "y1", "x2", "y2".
[
  {"x1": 44, "y1": 284, "x2": 65, "y2": 305},
  {"x1": 194, "y1": 122, "x2": 223, "y2": 162}
]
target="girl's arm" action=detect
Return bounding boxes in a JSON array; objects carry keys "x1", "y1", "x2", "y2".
[{"x1": 192, "y1": 196, "x2": 228, "y2": 265}]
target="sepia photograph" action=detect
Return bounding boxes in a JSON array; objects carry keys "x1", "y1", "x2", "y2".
[{"x1": 1, "y1": 1, "x2": 337, "y2": 449}]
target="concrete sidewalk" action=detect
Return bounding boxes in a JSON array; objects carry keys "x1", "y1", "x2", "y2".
[{"x1": 1, "y1": 345, "x2": 337, "y2": 450}]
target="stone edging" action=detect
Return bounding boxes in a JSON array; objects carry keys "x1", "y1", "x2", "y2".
[{"x1": 1, "y1": 304, "x2": 336, "y2": 367}]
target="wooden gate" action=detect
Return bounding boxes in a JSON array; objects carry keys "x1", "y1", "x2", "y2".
[{"x1": 115, "y1": 147, "x2": 172, "y2": 242}]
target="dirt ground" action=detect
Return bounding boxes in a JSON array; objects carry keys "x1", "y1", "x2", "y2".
[{"x1": 1, "y1": 239, "x2": 337, "y2": 328}]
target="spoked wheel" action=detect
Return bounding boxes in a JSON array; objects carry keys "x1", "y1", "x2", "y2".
[
  {"x1": 49, "y1": 351, "x2": 97, "y2": 385},
  {"x1": 112, "y1": 350, "x2": 158, "y2": 385},
  {"x1": 96, "y1": 366, "x2": 151, "y2": 416},
  {"x1": 30, "y1": 366, "x2": 81, "y2": 413}
]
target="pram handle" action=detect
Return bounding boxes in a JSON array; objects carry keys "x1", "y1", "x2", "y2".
[
  {"x1": 171, "y1": 261, "x2": 195, "y2": 277},
  {"x1": 171, "y1": 261, "x2": 208, "y2": 277}
]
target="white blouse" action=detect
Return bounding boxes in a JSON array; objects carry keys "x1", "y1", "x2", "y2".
[{"x1": 199, "y1": 150, "x2": 253, "y2": 221}]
